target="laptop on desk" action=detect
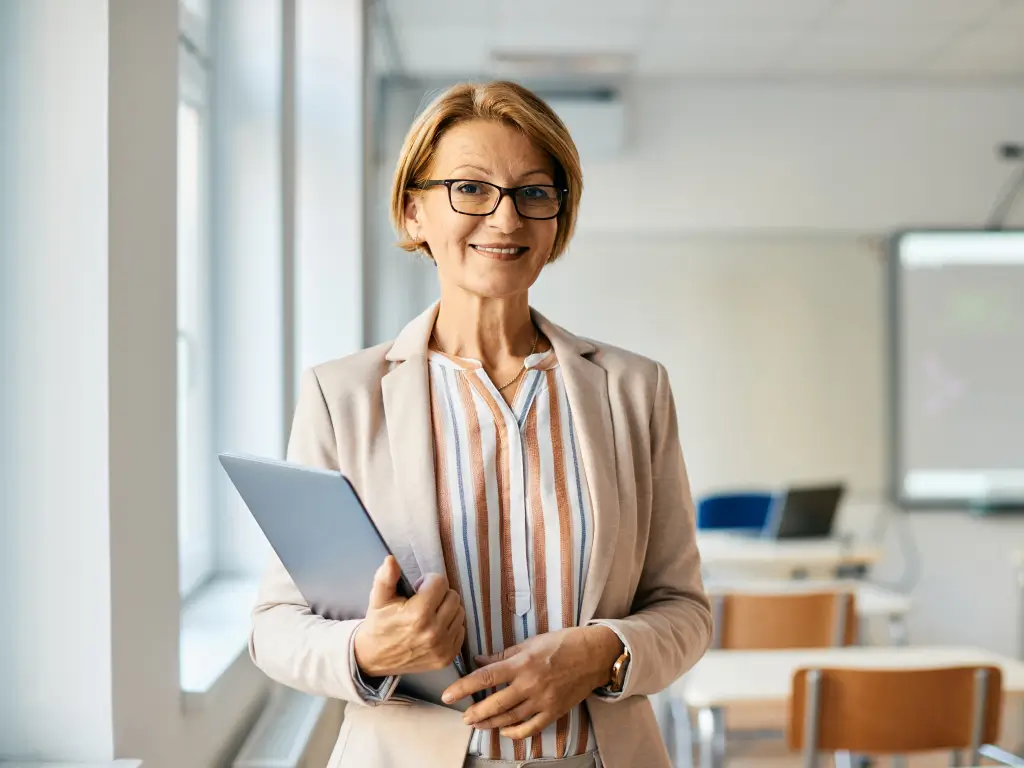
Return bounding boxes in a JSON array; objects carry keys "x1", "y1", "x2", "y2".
[{"x1": 762, "y1": 483, "x2": 846, "y2": 540}]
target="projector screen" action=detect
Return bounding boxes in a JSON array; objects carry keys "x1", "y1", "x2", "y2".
[{"x1": 891, "y1": 230, "x2": 1024, "y2": 508}]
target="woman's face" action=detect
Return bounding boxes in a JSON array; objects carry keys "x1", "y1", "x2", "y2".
[{"x1": 405, "y1": 119, "x2": 559, "y2": 300}]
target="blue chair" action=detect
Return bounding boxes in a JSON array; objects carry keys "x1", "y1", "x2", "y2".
[{"x1": 696, "y1": 491, "x2": 778, "y2": 532}]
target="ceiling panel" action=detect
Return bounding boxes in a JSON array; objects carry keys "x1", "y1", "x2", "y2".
[
  {"x1": 491, "y1": 21, "x2": 648, "y2": 55},
  {"x1": 638, "y1": 24, "x2": 801, "y2": 75},
  {"x1": 779, "y1": 24, "x2": 962, "y2": 74},
  {"x1": 929, "y1": 24, "x2": 1024, "y2": 76},
  {"x1": 826, "y1": 0, "x2": 1006, "y2": 26},
  {"x1": 496, "y1": 0, "x2": 664, "y2": 25},
  {"x1": 392, "y1": 23, "x2": 494, "y2": 76},
  {"x1": 663, "y1": 0, "x2": 839, "y2": 22},
  {"x1": 380, "y1": 0, "x2": 1024, "y2": 79},
  {"x1": 383, "y1": 0, "x2": 493, "y2": 24}
]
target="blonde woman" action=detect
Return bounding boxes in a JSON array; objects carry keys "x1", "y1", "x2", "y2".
[{"x1": 249, "y1": 81, "x2": 712, "y2": 768}]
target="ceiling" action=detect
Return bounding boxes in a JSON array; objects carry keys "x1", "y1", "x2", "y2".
[{"x1": 375, "y1": 0, "x2": 1024, "y2": 80}]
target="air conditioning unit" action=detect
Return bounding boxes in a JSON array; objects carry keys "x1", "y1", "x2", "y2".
[{"x1": 544, "y1": 91, "x2": 627, "y2": 163}]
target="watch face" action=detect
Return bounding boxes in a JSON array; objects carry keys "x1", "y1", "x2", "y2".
[{"x1": 613, "y1": 650, "x2": 630, "y2": 689}]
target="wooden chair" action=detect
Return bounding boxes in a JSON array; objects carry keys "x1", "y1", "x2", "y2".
[
  {"x1": 712, "y1": 591, "x2": 858, "y2": 649},
  {"x1": 670, "y1": 591, "x2": 860, "y2": 762},
  {"x1": 788, "y1": 665, "x2": 1003, "y2": 768}
]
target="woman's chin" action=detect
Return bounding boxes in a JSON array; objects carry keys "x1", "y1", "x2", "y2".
[{"x1": 451, "y1": 268, "x2": 539, "y2": 300}]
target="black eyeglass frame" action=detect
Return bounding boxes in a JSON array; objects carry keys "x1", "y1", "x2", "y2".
[{"x1": 413, "y1": 179, "x2": 568, "y2": 220}]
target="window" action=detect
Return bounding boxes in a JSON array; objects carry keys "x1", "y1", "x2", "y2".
[{"x1": 178, "y1": 0, "x2": 214, "y2": 598}]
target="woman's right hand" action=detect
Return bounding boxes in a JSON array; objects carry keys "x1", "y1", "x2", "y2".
[{"x1": 353, "y1": 555, "x2": 466, "y2": 678}]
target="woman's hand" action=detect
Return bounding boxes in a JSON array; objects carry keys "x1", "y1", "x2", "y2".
[
  {"x1": 353, "y1": 556, "x2": 466, "y2": 678},
  {"x1": 441, "y1": 625, "x2": 624, "y2": 739}
]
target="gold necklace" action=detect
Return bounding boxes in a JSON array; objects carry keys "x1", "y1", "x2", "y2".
[{"x1": 431, "y1": 326, "x2": 539, "y2": 392}]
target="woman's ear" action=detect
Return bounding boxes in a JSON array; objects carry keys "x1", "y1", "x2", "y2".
[{"x1": 404, "y1": 191, "x2": 422, "y2": 242}]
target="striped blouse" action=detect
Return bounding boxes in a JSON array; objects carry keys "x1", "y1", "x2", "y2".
[{"x1": 427, "y1": 347, "x2": 597, "y2": 760}]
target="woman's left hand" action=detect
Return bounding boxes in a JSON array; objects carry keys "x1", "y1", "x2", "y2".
[{"x1": 441, "y1": 625, "x2": 623, "y2": 739}]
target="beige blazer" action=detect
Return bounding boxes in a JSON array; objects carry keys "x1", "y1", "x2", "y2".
[{"x1": 249, "y1": 303, "x2": 713, "y2": 768}]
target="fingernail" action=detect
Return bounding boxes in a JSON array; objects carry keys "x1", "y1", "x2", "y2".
[{"x1": 442, "y1": 692, "x2": 453, "y2": 704}]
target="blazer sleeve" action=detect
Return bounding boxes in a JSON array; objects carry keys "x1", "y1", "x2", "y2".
[
  {"x1": 590, "y1": 362, "x2": 713, "y2": 700},
  {"x1": 248, "y1": 367, "x2": 396, "y2": 706}
]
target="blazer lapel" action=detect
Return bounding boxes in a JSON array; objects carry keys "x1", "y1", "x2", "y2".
[
  {"x1": 534, "y1": 310, "x2": 621, "y2": 626},
  {"x1": 380, "y1": 304, "x2": 446, "y2": 587}
]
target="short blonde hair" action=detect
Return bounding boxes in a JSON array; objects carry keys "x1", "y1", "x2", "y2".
[{"x1": 390, "y1": 81, "x2": 583, "y2": 263}]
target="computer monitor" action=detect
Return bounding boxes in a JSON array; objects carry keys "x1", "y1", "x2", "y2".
[{"x1": 763, "y1": 483, "x2": 846, "y2": 540}]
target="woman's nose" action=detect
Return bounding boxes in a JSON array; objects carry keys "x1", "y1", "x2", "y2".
[{"x1": 488, "y1": 192, "x2": 522, "y2": 233}]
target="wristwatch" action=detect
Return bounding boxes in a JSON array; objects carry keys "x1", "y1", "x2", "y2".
[{"x1": 607, "y1": 646, "x2": 631, "y2": 693}]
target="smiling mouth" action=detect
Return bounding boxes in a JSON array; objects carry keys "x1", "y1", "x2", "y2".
[{"x1": 470, "y1": 244, "x2": 529, "y2": 260}]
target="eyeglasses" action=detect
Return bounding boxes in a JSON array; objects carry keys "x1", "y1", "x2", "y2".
[{"x1": 413, "y1": 179, "x2": 567, "y2": 220}]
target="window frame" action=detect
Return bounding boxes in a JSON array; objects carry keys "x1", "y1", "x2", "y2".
[{"x1": 177, "y1": 6, "x2": 215, "y2": 600}]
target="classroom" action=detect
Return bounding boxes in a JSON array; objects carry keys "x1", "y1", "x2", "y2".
[{"x1": 2, "y1": 2, "x2": 1023, "y2": 768}]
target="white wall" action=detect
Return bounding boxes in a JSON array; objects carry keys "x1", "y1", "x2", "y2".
[
  {"x1": 535, "y1": 233, "x2": 888, "y2": 497},
  {"x1": 577, "y1": 80, "x2": 1024, "y2": 234},
  {"x1": 371, "y1": 79, "x2": 1024, "y2": 657}
]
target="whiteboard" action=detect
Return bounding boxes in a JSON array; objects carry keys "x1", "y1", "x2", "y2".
[{"x1": 890, "y1": 230, "x2": 1024, "y2": 508}]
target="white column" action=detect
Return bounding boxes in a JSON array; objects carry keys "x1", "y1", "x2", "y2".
[
  {"x1": 0, "y1": 0, "x2": 180, "y2": 760},
  {"x1": 107, "y1": 0, "x2": 183, "y2": 761},
  {"x1": 0, "y1": 0, "x2": 116, "y2": 759},
  {"x1": 1, "y1": 2, "x2": 266, "y2": 764}
]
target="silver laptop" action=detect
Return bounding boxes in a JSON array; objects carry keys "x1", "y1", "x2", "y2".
[{"x1": 219, "y1": 452, "x2": 470, "y2": 711}]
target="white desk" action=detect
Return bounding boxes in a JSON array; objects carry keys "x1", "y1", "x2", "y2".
[
  {"x1": 673, "y1": 646, "x2": 1024, "y2": 768},
  {"x1": 697, "y1": 531, "x2": 883, "y2": 576},
  {"x1": 1016, "y1": 549, "x2": 1024, "y2": 661},
  {"x1": 703, "y1": 578, "x2": 912, "y2": 644}
]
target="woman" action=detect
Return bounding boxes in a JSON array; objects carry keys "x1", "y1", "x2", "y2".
[{"x1": 249, "y1": 81, "x2": 712, "y2": 768}]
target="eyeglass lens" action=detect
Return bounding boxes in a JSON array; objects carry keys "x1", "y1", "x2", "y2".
[{"x1": 448, "y1": 180, "x2": 561, "y2": 219}]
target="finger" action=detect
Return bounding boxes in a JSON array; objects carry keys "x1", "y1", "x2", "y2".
[
  {"x1": 473, "y1": 701, "x2": 536, "y2": 731},
  {"x1": 500, "y1": 711, "x2": 556, "y2": 740},
  {"x1": 462, "y1": 684, "x2": 527, "y2": 726},
  {"x1": 412, "y1": 572, "x2": 449, "y2": 614},
  {"x1": 434, "y1": 589, "x2": 463, "y2": 629},
  {"x1": 442, "y1": 659, "x2": 515, "y2": 704},
  {"x1": 444, "y1": 605, "x2": 466, "y2": 649},
  {"x1": 368, "y1": 555, "x2": 402, "y2": 610},
  {"x1": 475, "y1": 644, "x2": 523, "y2": 667}
]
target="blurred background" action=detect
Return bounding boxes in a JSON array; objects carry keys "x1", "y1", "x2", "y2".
[{"x1": 1, "y1": 0, "x2": 1023, "y2": 766}]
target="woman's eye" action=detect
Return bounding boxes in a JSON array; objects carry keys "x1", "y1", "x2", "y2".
[
  {"x1": 455, "y1": 183, "x2": 483, "y2": 195},
  {"x1": 519, "y1": 186, "x2": 551, "y2": 200}
]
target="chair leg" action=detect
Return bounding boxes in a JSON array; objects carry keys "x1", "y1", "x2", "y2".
[
  {"x1": 669, "y1": 696, "x2": 694, "y2": 768},
  {"x1": 697, "y1": 706, "x2": 725, "y2": 768},
  {"x1": 888, "y1": 614, "x2": 909, "y2": 646}
]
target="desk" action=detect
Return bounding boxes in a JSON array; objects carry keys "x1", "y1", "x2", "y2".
[
  {"x1": 1016, "y1": 550, "x2": 1024, "y2": 662},
  {"x1": 1016, "y1": 550, "x2": 1024, "y2": 753},
  {"x1": 703, "y1": 578, "x2": 912, "y2": 644},
  {"x1": 675, "y1": 646, "x2": 1024, "y2": 768},
  {"x1": 697, "y1": 531, "x2": 883, "y2": 576}
]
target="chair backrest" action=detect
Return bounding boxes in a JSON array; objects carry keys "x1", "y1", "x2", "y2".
[
  {"x1": 713, "y1": 591, "x2": 857, "y2": 649},
  {"x1": 697, "y1": 492, "x2": 777, "y2": 530},
  {"x1": 788, "y1": 665, "x2": 1002, "y2": 763}
]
